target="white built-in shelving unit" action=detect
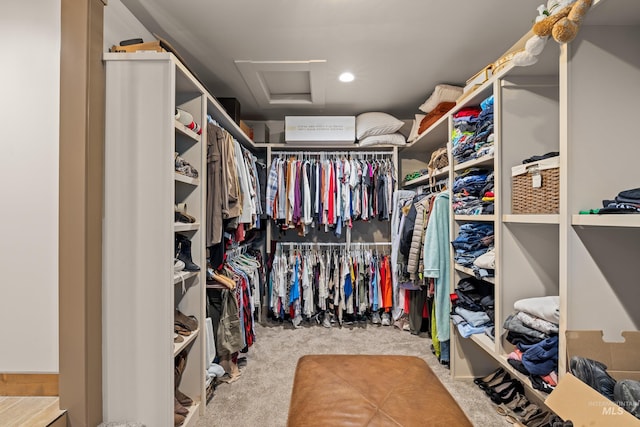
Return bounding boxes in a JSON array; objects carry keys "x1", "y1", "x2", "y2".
[{"x1": 429, "y1": 0, "x2": 640, "y2": 407}]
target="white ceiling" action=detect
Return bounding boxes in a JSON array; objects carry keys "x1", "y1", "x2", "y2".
[{"x1": 121, "y1": 0, "x2": 548, "y2": 121}]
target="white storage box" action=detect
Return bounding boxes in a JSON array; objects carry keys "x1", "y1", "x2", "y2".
[{"x1": 285, "y1": 116, "x2": 355, "y2": 145}]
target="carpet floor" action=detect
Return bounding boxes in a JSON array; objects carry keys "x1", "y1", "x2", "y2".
[{"x1": 196, "y1": 321, "x2": 508, "y2": 427}]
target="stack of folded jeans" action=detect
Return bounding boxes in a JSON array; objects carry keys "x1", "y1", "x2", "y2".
[
  {"x1": 453, "y1": 168, "x2": 494, "y2": 215},
  {"x1": 450, "y1": 277, "x2": 494, "y2": 339},
  {"x1": 451, "y1": 222, "x2": 494, "y2": 267}
]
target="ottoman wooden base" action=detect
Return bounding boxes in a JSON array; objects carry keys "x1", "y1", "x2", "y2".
[{"x1": 287, "y1": 355, "x2": 472, "y2": 427}]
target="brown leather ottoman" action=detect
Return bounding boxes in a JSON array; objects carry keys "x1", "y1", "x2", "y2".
[{"x1": 287, "y1": 355, "x2": 472, "y2": 427}]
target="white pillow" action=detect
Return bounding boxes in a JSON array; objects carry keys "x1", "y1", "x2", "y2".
[
  {"x1": 418, "y1": 84, "x2": 464, "y2": 113},
  {"x1": 356, "y1": 112, "x2": 404, "y2": 140},
  {"x1": 407, "y1": 114, "x2": 426, "y2": 143},
  {"x1": 358, "y1": 132, "x2": 406, "y2": 147}
]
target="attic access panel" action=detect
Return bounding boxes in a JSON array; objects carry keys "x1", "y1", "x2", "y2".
[{"x1": 235, "y1": 60, "x2": 327, "y2": 108}]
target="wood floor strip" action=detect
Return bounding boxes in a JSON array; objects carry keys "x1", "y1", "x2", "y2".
[
  {"x1": 0, "y1": 374, "x2": 59, "y2": 396},
  {"x1": 0, "y1": 397, "x2": 65, "y2": 427}
]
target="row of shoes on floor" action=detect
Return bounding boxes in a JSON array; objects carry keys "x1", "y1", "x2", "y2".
[
  {"x1": 175, "y1": 309, "x2": 198, "y2": 342},
  {"x1": 474, "y1": 367, "x2": 572, "y2": 427}
]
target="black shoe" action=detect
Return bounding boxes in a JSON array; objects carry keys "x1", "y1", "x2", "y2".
[
  {"x1": 474, "y1": 367, "x2": 504, "y2": 386},
  {"x1": 570, "y1": 356, "x2": 616, "y2": 400},
  {"x1": 491, "y1": 379, "x2": 524, "y2": 404},
  {"x1": 176, "y1": 233, "x2": 200, "y2": 271}
]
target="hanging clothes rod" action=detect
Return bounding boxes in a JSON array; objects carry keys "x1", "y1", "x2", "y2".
[
  {"x1": 276, "y1": 242, "x2": 391, "y2": 249},
  {"x1": 349, "y1": 242, "x2": 392, "y2": 246},
  {"x1": 272, "y1": 150, "x2": 393, "y2": 158}
]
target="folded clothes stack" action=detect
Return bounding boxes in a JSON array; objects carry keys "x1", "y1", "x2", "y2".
[
  {"x1": 452, "y1": 168, "x2": 494, "y2": 215},
  {"x1": 451, "y1": 222, "x2": 494, "y2": 269},
  {"x1": 504, "y1": 296, "x2": 560, "y2": 394},
  {"x1": 450, "y1": 277, "x2": 494, "y2": 339},
  {"x1": 599, "y1": 187, "x2": 640, "y2": 214},
  {"x1": 451, "y1": 95, "x2": 494, "y2": 164}
]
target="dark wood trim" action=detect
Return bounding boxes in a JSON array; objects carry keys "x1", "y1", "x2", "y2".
[
  {"x1": 0, "y1": 374, "x2": 59, "y2": 396},
  {"x1": 59, "y1": 0, "x2": 105, "y2": 425}
]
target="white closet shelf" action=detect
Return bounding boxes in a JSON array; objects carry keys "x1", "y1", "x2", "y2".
[
  {"x1": 174, "y1": 328, "x2": 199, "y2": 357},
  {"x1": 402, "y1": 167, "x2": 449, "y2": 188},
  {"x1": 455, "y1": 214, "x2": 495, "y2": 222},
  {"x1": 454, "y1": 154, "x2": 494, "y2": 171},
  {"x1": 175, "y1": 173, "x2": 200, "y2": 186},
  {"x1": 182, "y1": 401, "x2": 201, "y2": 427},
  {"x1": 503, "y1": 214, "x2": 559, "y2": 224},
  {"x1": 175, "y1": 120, "x2": 201, "y2": 142},
  {"x1": 470, "y1": 332, "x2": 495, "y2": 354},
  {"x1": 454, "y1": 264, "x2": 495, "y2": 284},
  {"x1": 400, "y1": 116, "x2": 449, "y2": 155},
  {"x1": 175, "y1": 222, "x2": 200, "y2": 232},
  {"x1": 174, "y1": 270, "x2": 199, "y2": 285},
  {"x1": 572, "y1": 214, "x2": 640, "y2": 228}
]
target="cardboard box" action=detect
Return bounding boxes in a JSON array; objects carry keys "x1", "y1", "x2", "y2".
[
  {"x1": 246, "y1": 121, "x2": 270, "y2": 143},
  {"x1": 285, "y1": 116, "x2": 355, "y2": 145},
  {"x1": 239, "y1": 120, "x2": 253, "y2": 139},
  {"x1": 110, "y1": 41, "x2": 165, "y2": 53},
  {"x1": 545, "y1": 330, "x2": 640, "y2": 426}
]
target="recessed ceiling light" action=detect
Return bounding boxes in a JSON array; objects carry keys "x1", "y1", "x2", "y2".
[{"x1": 339, "y1": 72, "x2": 355, "y2": 83}]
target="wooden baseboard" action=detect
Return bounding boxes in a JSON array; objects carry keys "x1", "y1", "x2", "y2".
[{"x1": 0, "y1": 373, "x2": 59, "y2": 396}]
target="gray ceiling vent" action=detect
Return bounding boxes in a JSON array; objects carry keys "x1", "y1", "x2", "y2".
[{"x1": 235, "y1": 60, "x2": 327, "y2": 108}]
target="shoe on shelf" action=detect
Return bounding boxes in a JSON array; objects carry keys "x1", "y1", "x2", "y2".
[
  {"x1": 480, "y1": 371, "x2": 510, "y2": 392},
  {"x1": 175, "y1": 309, "x2": 198, "y2": 332},
  {"x1": 496, "y1": 392, "x2": 529, "y2": 417},
  {"x1": 174, "y1": 259, "x2": 185, "y2": 273},
  {"x1": 175, "y1": 233, "x2": 200, "y2": 271},
  {"x1": 474, "y1": 366, "x2": 504, "y2": 387},
  {"x1": 491, "y1": 379, "x2": 524, "y2": 404},
  {"x1": 506, "y1": 402, "x2": 541, "y2": 425},
  {"x1": 176, "y1": 389, "x2": 192, "y2": 407},
  {"x1": 175, "y1": 396, "x2": 189, "y2": 417},
  {"x1": 174, "y1": 412, "x2": 186, "y2": 427},
  {"x1": 174, "y1": 152, "x2": 199, "y2": 178}
]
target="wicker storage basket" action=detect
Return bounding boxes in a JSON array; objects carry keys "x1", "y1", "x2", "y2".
[{"x1": 511, "y1": 157, "x2": 560, "y2": 214}]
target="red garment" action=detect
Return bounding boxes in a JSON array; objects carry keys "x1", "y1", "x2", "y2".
[
  {"x1": 327, "y1": 162, "x2": 335, "y2": 224},
  {"x1": 453, "y1": 107, "x2": 482, "y2": 118},
  {"x1": 404, "y1": 289, "x2": 410, "y2": 313},
  {"x1": 381, "y1": 256, "x2": 393, "y2": 311}
]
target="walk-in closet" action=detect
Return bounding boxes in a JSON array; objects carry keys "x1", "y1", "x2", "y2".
[{"x1": 3, "y1": 1, "x2": 640, "y2": 426}]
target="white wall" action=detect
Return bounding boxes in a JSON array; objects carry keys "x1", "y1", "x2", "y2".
[{"x1": 0, "y1": 0, "x2": 61, "y2": 372}]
